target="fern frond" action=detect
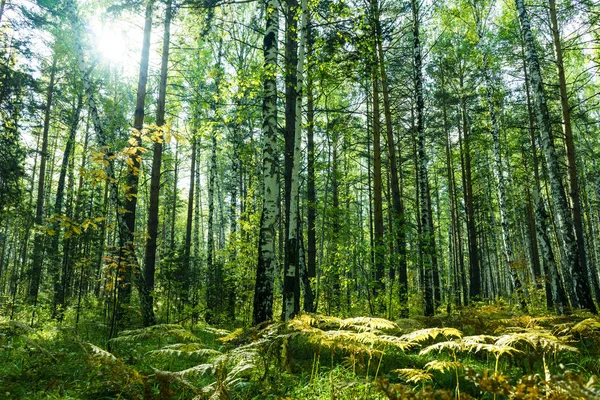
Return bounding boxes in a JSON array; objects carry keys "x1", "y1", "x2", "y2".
[
  {"x1": 110, "y1": 324, "x2": 199, "y2": 343},
  {"x1": 424, "y1": 360, "x2": 463, "y2": 373},
  {"x1": 169, "y1": 363, "x2": 215, "y2": 377},
  {"x1": 339, "y1": 317, "x2": 399, "y2": 332},
  {"x1": 392, "y1": 368, "x2": 433, "y2": 384},
  {"x1": 88, "y1": 343, "x2": 117, "y2": 362},
  {"x1": 570, "y1": 318, "x2": 600, "y2": 335},
  {"x1": 400, "y1": 327, "x2": 462, "y2": 343},
  {"x1": 148, "y1": 343, "x2": 223, "y2": 357},
  {"x1": 419, "y1": 340, "x2": 464, "y2": 355},
  {"x1": 495, "y1": 330, "x2": 578, "y2": 354}
]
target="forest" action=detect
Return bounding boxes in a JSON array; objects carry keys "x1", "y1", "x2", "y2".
[{"x1": 2, "y1": 0, "x2": 600, "y2": 398}]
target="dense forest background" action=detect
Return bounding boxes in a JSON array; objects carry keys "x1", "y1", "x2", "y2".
[{"x1": 2, "y1": 0, "x2": 600, "y2": 398}]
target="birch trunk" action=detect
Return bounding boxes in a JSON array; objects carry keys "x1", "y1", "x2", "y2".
[
  {"x1": 473, "y1": 11, "x2": 526, "y2": 309},
  {"x1": 283, "y1": 0, "x2": 307, "y2": 320},
  {"x1": 515, "y1": 0, "x2": 594, "y2": 311},
  {"x1": 252, "y1": 0, "x2": 280, "y2": 325}
]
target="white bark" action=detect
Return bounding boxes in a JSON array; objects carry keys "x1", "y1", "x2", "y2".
[{"x1": 253, "y1": 0, "x2": 280, "y2": 325}]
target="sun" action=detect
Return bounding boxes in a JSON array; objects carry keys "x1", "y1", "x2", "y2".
[{"x1": 90, "y1": 18, "x2": 136, "y2": 72}]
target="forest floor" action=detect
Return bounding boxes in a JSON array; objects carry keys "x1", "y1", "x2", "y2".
[{"x1": 2, "y1": 302, "x2": 600, "y2": 399}]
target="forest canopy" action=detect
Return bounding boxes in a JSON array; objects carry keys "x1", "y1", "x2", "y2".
[{"x1": 2, "y1": 0, "x2": 600, "y2": 398}]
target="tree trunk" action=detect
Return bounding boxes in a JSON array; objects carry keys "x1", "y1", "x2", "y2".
[
  {"x1": 411, "y1": 0, "x2": 434, "y2": 316},
  {"x1": 458, "y1": 92, "x2": 480, "y2": 302},
  {"x1": 304, "y1": 23, "x2": 316, "y2": 313},
  {"x1": 51, "y1": 93, "x2": 83, "y2": 317},
  {"x1": 118, "y1": 0, "x2": 155, "y2": 323},
  {"x1": 548, "y1": 0, "x2": 597, "y2": 309},
  {"x1": 371, "y1": 53, "x2": 385, "y2": 312},
  {"x1": 522, "y1": 48, "x2": 567, "y2": 314},
  {"x1": 29, "y1": 53, "x2": 57, "y2": 303},
  {"x1": 516, "y1": 0, "x2": 595, "y2": 312},
  {"x1": 252, "y1": 0, "x2": 280, "y2": 325},
  {"x1": 142, "y1": 0, "x2": 171, "y2": 327},
  {"x1": 68, "y1": 0, "x2": 153, "y2": 333},
  {"x1": 373, "y1": 0, "x2": 407, "y2": 318},
  {"x1": 473, "y1": 11, "x2": 526, "y2": 310}
]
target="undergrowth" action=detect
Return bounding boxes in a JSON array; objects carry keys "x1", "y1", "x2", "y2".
[{"x1": 2, "y1": 304, "x2": 600, "y2": 399}]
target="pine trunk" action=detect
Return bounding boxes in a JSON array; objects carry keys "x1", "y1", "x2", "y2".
[
  {"x1": 142, "y1": 0, "x2": 172, "y2": 327},
  {"x1": 29, "y1": 54, "x2": 57, "y2": 303}
]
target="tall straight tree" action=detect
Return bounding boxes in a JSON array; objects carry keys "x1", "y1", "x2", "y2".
[
  {"x1": 411, "y1": 0, "x2": 434, "y2": 316},
  {"x1": 304, "y1": 21, "x2": 316, "y2": 313},
  {"x1": 372, "y1": 0, "x2": 408, "y2": 318},
  {"x1": 143, "y1": 0, "x2": 172, "y2": 327},
  {"x1": 253, "y1": 0, "x2": 280, "y2": 325},
  {"x1": 29, "y1": 52, "x2": 57, "y2": 304},
  {"x1": 50, "y1": 92, "x2": 83, "y2": 317},
  {"x1": 283, "y1": 0, "x2": 307, "y2": 321},
  {"x1": 547, "y1": 0, "x2": 599, "y2": 307},
  {"x1": 471, "y1": 3, "x2": 526, "y2": 309},
  {"x1": 515, "y1": 0, "x2": 596, "y2": 312},
  {"x1": 118, "y1": 0, "x2": 155, "y2": 321}
]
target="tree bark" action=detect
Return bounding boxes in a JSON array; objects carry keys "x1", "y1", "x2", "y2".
[
  {"x1": 304, "y1": 23, "x2": 316, "y2": 313},
  {"x1": 29, "y1": 53, "x2": 57, "y2": 303},
  {"x1": 51, "y1": 93, "x2": 83, "y2": 317},
  {"x1": 283, "y1": 0, "x2": 308, "y2": 321},
  {"x1": 516, "y1": 0, "x2": 595, "y2": 312},
  {"x1": 473, "y1": 10, "x2": 526, "y2": 310},
  {"x1": 548, "y1": 0, "x2": 597, "y2": 309},
  {"x1": 411, "y1": 0, "x2": 434, "y2": 316},
  {"x1": 373, "y1": 0, "x2": 408, "y2": 318},
  {"x1": 142, "y1": 0, "x2": 171, "y2": 327},
  {"x1": 253, "y1": 0, "x2": 280, "y2": 325}
]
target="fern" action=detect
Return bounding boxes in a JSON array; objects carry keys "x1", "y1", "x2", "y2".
[
  {"x1": 392, "y1": 368, "x2": 433, "y2": 384},
  {"x1": 110, "y1": 324, "x2": 200, "y2": 343},
  {"x1": 424, "y1": 360, "x2": 463, "y2": 373},
  {"x1": 400, "y1": 327, "x2": 463, "y2": 343},
  {"x1": 88, "y1": 343, "x2": 117, "y2": 362},
  {"x1": 148, "y1": 343, "x2": 223, "y2": 358},
  {"x1": 495, "y1": 330, "x2": 578, "y2": 354}
]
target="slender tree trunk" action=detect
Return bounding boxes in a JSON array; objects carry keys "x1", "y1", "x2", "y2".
[
  {"x1": 182, "y1": 138, "x2": 196, "y2": 303},
  {"x1": 283, "y1": 0, "x2": 307, "y2": 321},
  {"x1": 51, "y1": 93, "x2": 83, "y2": 317},
  {"x1": 283, "y1": 0, "x2": 298, "y2": 278},
  {"x1": 473, "y1": 12, "x2": 526, "y2": 309},
  {"x1": 68, "y1": 0, "x2": 153, "y2": 333},
  {"x1": 142, "y1": 0, "x2": 172, "y2": 327},
  {"x1": 373, "y1": 0, "x2": 407, "y2": 318},
  {"x1": 117, "y1": 0, "x2": 155, "y2": 323},
  {"x1": 522, "y1": 50, "x2": 566, "y2": 313},
  {"x1": 411, "y1": 0, "x2": 434, "y2": 316},
  {"x1": 252, "y1": 0, "x2": 280, "y2": 325},
  {"x1": 516, "y1": 0, "x2": 595, "y2": 312},
  {"x1": 29, "y1": 53, "x2": 57, "y2": 303},
  {"x1": 304, "y1": 23, "x2": 316, "y2": 313},
  {"x1": 458, "y1": 92, "x2": 480, "y2": 302},
  {"x1": 548, "y1": 0, "x2": 597, "y2": 309},
  {"x1": 371, "y1": 53, "x2": 385, "y2": 312}
]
